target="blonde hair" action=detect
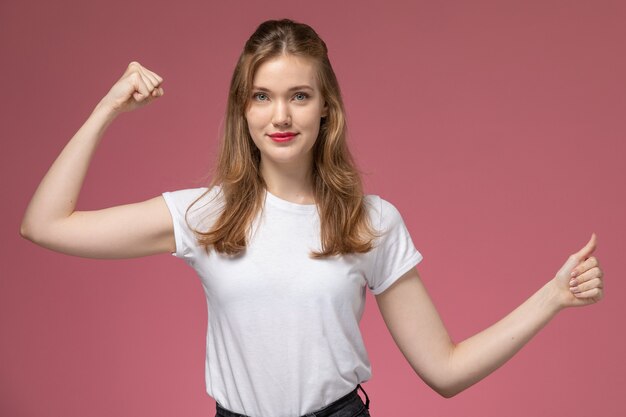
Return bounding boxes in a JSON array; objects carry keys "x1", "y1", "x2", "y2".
[{"x1": 187, "y1": 18, "x2": 379, "y2": 258}]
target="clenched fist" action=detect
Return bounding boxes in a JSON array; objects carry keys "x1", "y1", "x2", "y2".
[{"x1": 100, "y1": 61, "x2": 164, "y2": 115}]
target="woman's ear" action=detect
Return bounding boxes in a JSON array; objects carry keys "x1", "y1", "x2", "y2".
[{"x1": 321, "y1": 101, "x2": 329, "y2": 118}]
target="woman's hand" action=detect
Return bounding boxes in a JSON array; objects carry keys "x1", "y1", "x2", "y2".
[
  {"x1": 551, "y1": 233, "x2": 604, "y2": 309},
  {"x1": 99, "y1": 61, "x2": 164, "y2": 115}
]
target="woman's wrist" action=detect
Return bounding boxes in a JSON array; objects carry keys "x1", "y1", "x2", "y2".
[
  {"x1": 543, "y1": 278, "x2": 569, "y2": 314},
  {"x1": 93, "y1": 97, "x2": 121, "y2": 123}
]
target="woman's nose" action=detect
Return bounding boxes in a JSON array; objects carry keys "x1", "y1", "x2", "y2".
[{"x1": 272, "y1": 101, "x2": 291, "y2": 126}]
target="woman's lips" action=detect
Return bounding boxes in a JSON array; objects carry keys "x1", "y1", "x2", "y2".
[{"x1": 269, "y1": 133, "x2": 298, "y2": 142}]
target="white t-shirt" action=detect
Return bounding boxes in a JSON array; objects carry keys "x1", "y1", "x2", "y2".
[{"x1": 161, "y1": 186, "x2": 423, "y2": 417}]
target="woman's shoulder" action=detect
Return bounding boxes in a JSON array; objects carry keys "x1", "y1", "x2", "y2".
[
  {"x1": 162, "y1": 185, "x2": 224, "y2": 219},
  {"x1": 163, "y1": 185, "x2": 222, "y2": 204},
  {"x1": 363, "y1": 193, "x2": 405, "y2": 228}
]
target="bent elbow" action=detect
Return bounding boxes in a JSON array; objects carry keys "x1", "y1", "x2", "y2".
[
  {"x1": 437, "y1": 387, "x2": 461, "y2": 399},
  {"x1": 20, "y1": 221, "x2": 33, "y2": 240},
  {"x1": 423, "y1": 377, "x2": 461, "y2": 399},
  {"x1": 425, "y1": 345, "x2": 463, "y2": 398},
  {"x1": 425, "y1": 370, "x2": 463, "y2": 398},
  {"x1": 20, "y1": 220, "x2": 46, "y2": 245}
]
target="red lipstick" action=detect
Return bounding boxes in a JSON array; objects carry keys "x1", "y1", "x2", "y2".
[{"x1": 268, "y1": 132, "x2": 298, "y2": 142}]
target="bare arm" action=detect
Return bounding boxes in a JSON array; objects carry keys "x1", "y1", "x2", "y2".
[
  {"x1": 375, "y1": 234, "x2": 603, "y2": 398},
  {"x1": 20, "y1": 61, "x2": 173, "y2": 259}
]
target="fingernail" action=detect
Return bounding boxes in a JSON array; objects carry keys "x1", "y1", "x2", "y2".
[
  {"x1": 570, "y1": 286, "x2": 580, "y2": 293},
  {"x1": 571, "y1": 270, "x2": 577, "y2": 278},
  {"x1": 569, "y1": 279, "x2": 577, "y2": 287}
]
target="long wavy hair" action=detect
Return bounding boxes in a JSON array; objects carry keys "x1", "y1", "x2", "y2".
[{"x1": 186, "y1": 18, "x2": 379, "y2": 258}]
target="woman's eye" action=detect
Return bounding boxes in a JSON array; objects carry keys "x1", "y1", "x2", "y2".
[
  {"x1": 253, "y1": 93, "x2": 268, "y2": 101},
  {"x1": 294, "y1": 92, "x2": 309, "y2": 101}
]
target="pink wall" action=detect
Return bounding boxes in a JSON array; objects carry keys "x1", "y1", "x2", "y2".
[{"x1": 2, "y1": 1, "x2": 624, "y2": 416}]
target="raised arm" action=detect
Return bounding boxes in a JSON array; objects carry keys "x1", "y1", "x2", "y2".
[
  {"x1": 375, "y1": 233, "x2": 604, "y2": 398},
  {"x1": 20, "y1": 62, "x2": 174, "y2": 259}
]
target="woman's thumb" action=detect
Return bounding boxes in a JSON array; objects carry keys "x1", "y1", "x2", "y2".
[
  {"x1": 556, "y1": 233, "x2": 597, "y2": 283},
  {"x1": 133, "y1": 91, "x2": 148, "y2": 102}
]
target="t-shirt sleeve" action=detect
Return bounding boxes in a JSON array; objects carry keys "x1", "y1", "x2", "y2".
[
  {"x1": 161, "y1": 187, "x2": 211, "y2": 264},
  {"x1": 366, "y1": 197, "x2": 423, "y2": 295}
]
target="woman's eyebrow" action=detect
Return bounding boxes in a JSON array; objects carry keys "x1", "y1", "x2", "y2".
[{"x1": 252, "y1": 85, "x2": 314, "y2": 92}]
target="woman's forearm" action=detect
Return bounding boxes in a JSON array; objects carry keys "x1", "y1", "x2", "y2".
[
  {"x1": 20, "y1": 99, "x2": 119, "y2": 238},
  {"x1": 443, "y1": 280, "x2": 562, "y2": 397}
]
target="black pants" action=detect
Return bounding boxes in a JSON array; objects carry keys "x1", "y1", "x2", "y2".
[{"x1": 215, "y1": 383, "x2": 371, "y2": 417}]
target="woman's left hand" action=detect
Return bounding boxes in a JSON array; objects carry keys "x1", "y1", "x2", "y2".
[{"x1": 551, "y1": 233, "x2": 604, "y2": 309}]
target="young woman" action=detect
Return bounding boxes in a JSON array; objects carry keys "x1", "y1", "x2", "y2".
[{"x1": 20, "y1": 18, "x2": 604, "y2": 417}]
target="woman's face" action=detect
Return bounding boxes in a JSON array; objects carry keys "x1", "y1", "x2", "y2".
[{"x1": 245, "y1": 54, "x2": 328, "y2": 171}]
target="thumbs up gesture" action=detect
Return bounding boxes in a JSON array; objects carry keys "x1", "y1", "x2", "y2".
[{"x1": 551, "y1": 233, "x2": 604, "y2": 308}]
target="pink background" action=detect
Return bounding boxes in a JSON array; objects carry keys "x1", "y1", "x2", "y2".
[{"x1": 1, "y1": 1, "x2": 624, "y2": 416}]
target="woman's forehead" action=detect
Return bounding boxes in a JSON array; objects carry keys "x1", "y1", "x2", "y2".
[{"x1": 252, "y1": 55, "x2": 319, "y2": 91}]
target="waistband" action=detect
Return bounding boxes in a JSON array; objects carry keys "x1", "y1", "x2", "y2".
[{"x1": 216, "y1": 383, "x2": 370, "y2": 417}]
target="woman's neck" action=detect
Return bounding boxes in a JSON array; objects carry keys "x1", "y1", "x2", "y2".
[{"x1": 260, "y1": 158, "x2": 315, "y2": 205}]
